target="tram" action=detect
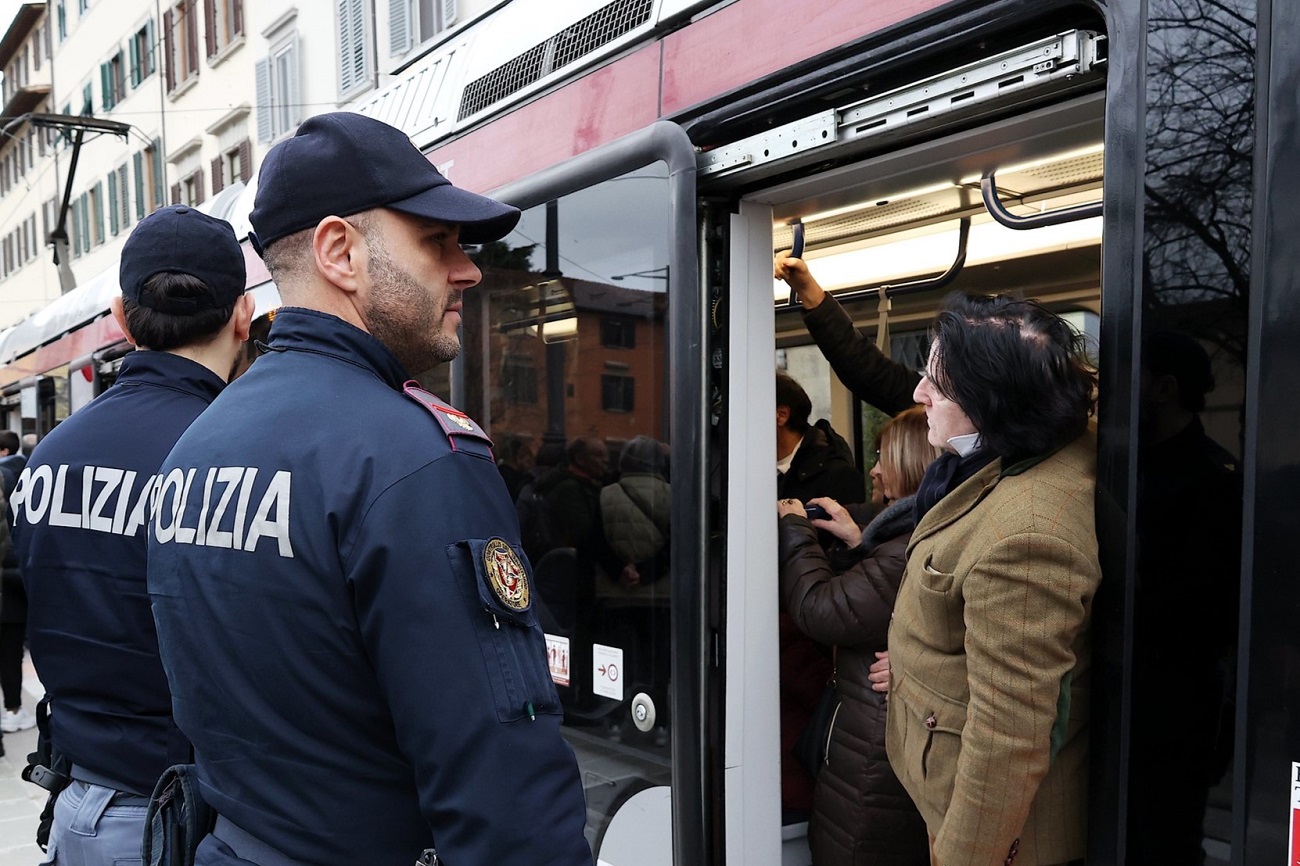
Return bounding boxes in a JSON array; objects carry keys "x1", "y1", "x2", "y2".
[{"x1": 1, "y1": 0, "x2": 1295, "y2": 864}]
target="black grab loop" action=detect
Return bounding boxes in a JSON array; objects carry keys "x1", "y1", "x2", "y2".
[{"x1": 786, "y1": 220, "x2": 806, "y2": 307}]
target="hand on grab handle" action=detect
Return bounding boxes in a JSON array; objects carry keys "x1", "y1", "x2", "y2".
[{"x1": 773, "y1": 252, "x2": 827, "y2": 310}]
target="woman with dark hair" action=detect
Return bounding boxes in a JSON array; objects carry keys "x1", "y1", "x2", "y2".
[
  {"x1": 777, "y1": 254, "x2": 1101, "y2": 866},
  {"x1": 777, "y1": 407, "x2": 937, "y2": 866}
]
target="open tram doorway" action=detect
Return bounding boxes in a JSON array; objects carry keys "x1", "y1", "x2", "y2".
[
  {"x1": 718, "y1": 93, "x2": 1108, "y2": 864},
  {"x1": 716, "y1": 46, "x2": 1250, "y2": 861}
]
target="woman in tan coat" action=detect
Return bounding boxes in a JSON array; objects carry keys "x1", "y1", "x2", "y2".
[{"x1": 776, "y1": 255, "x2": 1100, "y2": 866}]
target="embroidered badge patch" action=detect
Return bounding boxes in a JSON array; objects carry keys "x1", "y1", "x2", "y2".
[{"x1": 482, "y1": 537, "x2": 530, "y2": 611}]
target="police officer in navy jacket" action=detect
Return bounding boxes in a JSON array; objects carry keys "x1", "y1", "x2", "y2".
[
  {"x1": 148, "y1": 113, "x2": 593, "y2": 866},
  {"x1": 11, "y1": 206, "x2": 253, "y2": 865}
]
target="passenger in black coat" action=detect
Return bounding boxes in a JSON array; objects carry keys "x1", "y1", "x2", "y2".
[
  {"x1": 778, "y1": 408, "x2": 935, "y2": 866},
  {"x1": 776, "y1": 372, "x2": 866, "y2": 507},
  {"x1": 774, "y1": 372, "x2": 865, "y2": 816}
]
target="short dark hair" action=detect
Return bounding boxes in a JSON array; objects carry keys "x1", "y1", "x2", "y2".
[
  {"x1": 775, "y1": 372, "x2": 812, "y2": 434},
  {"x1": 122, "y1": 272, "x2": 238, "y2": 351},
  {"x1": 567, "y1": 436, "x2": 606, "y2": 465},
  {"x1": 927, "y1": 293, "x2": 1097, "y2": 461},
  {"x1": 0, "y1": 431, "x2": 18, "y2": 454}
]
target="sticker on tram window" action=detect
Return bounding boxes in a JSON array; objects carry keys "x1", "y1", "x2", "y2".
[
  {"x1": 592, "y1": 643, "x2": 624, "y2": 702},
  {"x1": 1290, "y1": 762, "x2": 1299, "y2": 866},
  {"x1": 545, "y1": 633, "x2": 570, "y2": 687}
]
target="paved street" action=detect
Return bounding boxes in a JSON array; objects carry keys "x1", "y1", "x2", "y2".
[{"x1": 0, "y1": 652, "x2": 50, "y2": 866}]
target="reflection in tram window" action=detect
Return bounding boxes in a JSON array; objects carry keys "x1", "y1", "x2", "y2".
[
  {"x1": 1132, "y1": 0, "x2": 1254, "y2": 862},
  {"x1": 465, "y1": 164, "x2": 673, "y2": 853}
]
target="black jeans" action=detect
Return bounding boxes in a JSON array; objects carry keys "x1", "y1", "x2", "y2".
[{"x1": 0, "y1": 621, "x2": 26, "y2": 709}]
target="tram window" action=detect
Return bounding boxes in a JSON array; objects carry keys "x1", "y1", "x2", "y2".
[{"x1": 464, "y1": 163, "x2": 673, "y2": 856}]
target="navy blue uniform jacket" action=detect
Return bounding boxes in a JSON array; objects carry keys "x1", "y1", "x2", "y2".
[
  {"x1": 12, "y1": 351, "x2": 219, "y2": 795},
  {"x1": 148, "y1": 309, "x2": 592, "y2": 866}
]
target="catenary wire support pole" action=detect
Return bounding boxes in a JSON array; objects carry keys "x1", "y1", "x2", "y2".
[{"x1": 5, "y1": 113, "x2": 133, "y2": 294}]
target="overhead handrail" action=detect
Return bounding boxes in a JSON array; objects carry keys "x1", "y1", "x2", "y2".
[
  {"x1": 980, "y1": 174, "x2": 1103, "y2": 230},
  {"x1": 780, "y1": 217, "x2": 971, "y2": 312}
]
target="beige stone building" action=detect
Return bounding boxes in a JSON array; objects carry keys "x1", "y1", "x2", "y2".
[{"x1": 0, "y1": 0, "x2": 483, "y2": 330}]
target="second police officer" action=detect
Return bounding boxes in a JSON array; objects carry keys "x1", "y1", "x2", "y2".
[
  {"x1": 147, "y1": 113, "x2": 594, "y2": 865},
  {"x1": 11, "y1": 206, "x2": 253, "y2": 865}
]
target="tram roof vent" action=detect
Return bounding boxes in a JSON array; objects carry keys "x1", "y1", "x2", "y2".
[{"x1": 458, "y1": 0, "x2": 654, "y2": 122}]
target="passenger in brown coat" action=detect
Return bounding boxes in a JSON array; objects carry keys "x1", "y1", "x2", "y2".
[
  {"x1": 778, "y1": 407, "x2": 936, "y2": 866},
  {"x1": 776, "y1": 254, "x2": 1100, "y2": 866}
]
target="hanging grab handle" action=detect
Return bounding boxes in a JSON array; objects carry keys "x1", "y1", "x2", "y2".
[
  {"x1": 786, "y1": 220, "x2": 806, "y2": 307},
  {"x1": 876, "y1": 285, "x2": 892, "y2": 358},
  {"x1": 804, "y1": 217, "x2": 971, "y2": 308},
  {"x1": 980, "y1": 174, "x2": 1102, "y2": 230}
]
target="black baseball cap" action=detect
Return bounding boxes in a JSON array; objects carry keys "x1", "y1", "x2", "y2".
[
  {"x1": 120, "y1": 206, "x2": 247, "y2": 314},
  {"x1": 248, "y1": 112, "x2": 521, "y2": 253}
]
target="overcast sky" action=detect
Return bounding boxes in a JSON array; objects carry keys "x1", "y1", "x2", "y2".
[{"x1": 0, "y1": 2, "x2": 23, "y2": 62}]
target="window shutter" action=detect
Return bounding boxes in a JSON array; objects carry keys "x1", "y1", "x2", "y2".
[
  {"x1": 108, "y1": 174, "x2": 119, "y2": 236},
  {"x1": 233, "y1": 0, "x2": 243, "y2": 36},
  {"x1": 147, "y1": 18, "x2": 156, "y2": 74},
  {"x1": 389, "y1": 0, "x2": 411, "y2": 56},
  {"x1": 204, "y1": 0, "x2": 217, "y2": 57},
  {"x1": 77, "y1": 196, "x2": 85, "y2": 249},
  {"x1": 163, "y1": 9, "x2": 175, "y2": 91},
  {"x1": 119, "y1": 164, "x2": 131, "y2": 228},
  {"x1": 211, "y1": 155, "x2": 224, "y2": 194},
  {"x1": 237, "y1": 138, "x2": 252, "y2": 183},
  {"x1": 152, "y1": 139, "x2": 165, "y2": 208},
  {"x1": 93, "y1": 182, "x2": 105, "y2": 244},
  {"x1": 170, "y1": 182, "x2": 181, "y2": 205},
  {"x1": 338, "y1": 0, "x2": 353, "y2": 93},
  {"x1": 129, "y1": 34, "x2": 140, "y2": 87},
  {"x1": 338, "y1": 0, "x2": 367, "y2": 94},
  {"x1": 186, "y1": 0, "x2": 200, "y2": 76},
  {"x1": 196, "y1": 170, "x2": 205, "y2": 204},
  {"x1": 133, "y1": 151, "x2": 145, "y2": 220},
  {"x1": 255, "y1": 56, "x2": 272, "y2": 141},
  {"x1": 441, "y1": 0, "x2": 456, "y2": 27}
]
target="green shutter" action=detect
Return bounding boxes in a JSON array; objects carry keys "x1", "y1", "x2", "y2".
[
  {"x1": 129, "y1": 34, "x2": 140, "y2": 86},
  {"x1": 151, "y1": 138, "x2": 164, "y2": 207},
  {"x1": 93, "y1": 182, "x2": 104, "y2": 245},
  {"x1": 133, "y1": 151, "x2": 145, "y2": 219},
  {"x1": 108, "y1": 174, "x2": 119, "y2": 235}
]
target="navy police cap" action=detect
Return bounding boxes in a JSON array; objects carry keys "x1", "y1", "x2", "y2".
[
  {"x1": 120, "y1": 206, "x2": 247, "y2": 314},
  {"x1": 248, "y1": 112, "x2": 521, "y2": 253}
]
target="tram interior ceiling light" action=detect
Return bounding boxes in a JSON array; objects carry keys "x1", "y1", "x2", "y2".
[
  {"x1": 958, "y1": 142, "x2": 1105, "y2": 185},
  {"x1": 799, "y1": 182, "x2": 959, "y2": 224},
  {"x1": 529, "y1": 316, "x2": 579, "y2": 343},
  {"x1": 773, "y1": 213, "x2": 1102, "y2": 300}
]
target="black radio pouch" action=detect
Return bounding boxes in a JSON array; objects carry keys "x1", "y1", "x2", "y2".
[
  {"x1": 143, "y1": 764, "x2": 216, "y2": 866},
  {"x1": 21, "y1": 697, "x2": 71, "y2": 851}
]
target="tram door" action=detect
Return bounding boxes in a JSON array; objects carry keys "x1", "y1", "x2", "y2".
[
  {"x1": 718, "y1": 19, "x2": 1257, "y2": 858},
  {"x1": 457, "y1": 152, "x2": 693, "y2": 864},
  {"x1": 714, "y1": 88, "x2": 1108, "y2": 863}
]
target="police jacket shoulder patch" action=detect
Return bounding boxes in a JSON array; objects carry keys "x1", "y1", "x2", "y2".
[{"x1": 401, "y1": 382, "x2": 494, "y2": 458}]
